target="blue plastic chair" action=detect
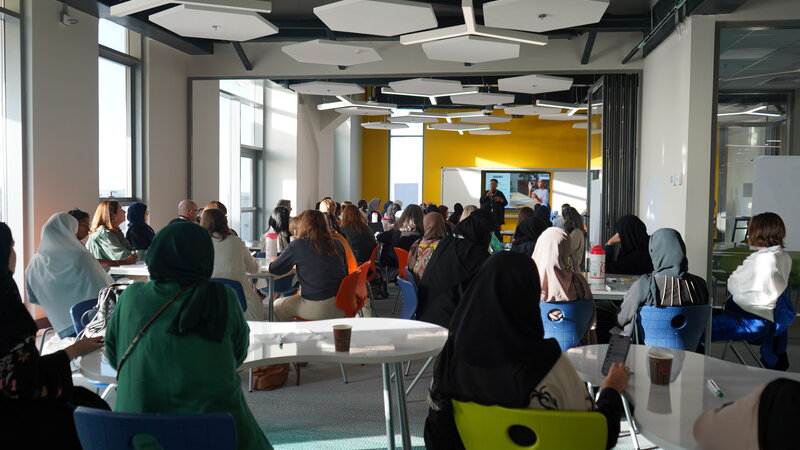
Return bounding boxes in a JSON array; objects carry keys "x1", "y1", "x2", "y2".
[
  {"x1": 210, "y1": 278, "x2": 248, "y2": 312},
  {"x1": 73, "y1": 406, "x2": 237, "y2": 450},
  {"x1": 256, "y1": 252, "x2": 297, "y2": 296},
  {"x1": 540, "y1": 300, "x2": 595, "y2": 351},
  {"x1": 404, "y1": 267, "x2": 417, "y2": 290},
  {"x1": 70, "y1": 299, "x2": 98, "y2": 336},
  {"x1": 635, "y1": 304, "x2": 712, "y2": 351},
  {"x1": 397, "y1": 276, "x2": 418, "y2": 320}
]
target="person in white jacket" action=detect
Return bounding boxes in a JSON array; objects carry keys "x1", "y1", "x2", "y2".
[{"x1": 200, "y1": 208, "x2": 263, "y2": 321}]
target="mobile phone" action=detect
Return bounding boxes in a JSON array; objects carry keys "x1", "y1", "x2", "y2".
[{"x1": 602, "y1": 334, "x2": 632, "y2": 376}]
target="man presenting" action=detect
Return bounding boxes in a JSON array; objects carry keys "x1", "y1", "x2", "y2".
[{"x1": 480, "y1": 178, "x2": 508, "y2": 238}]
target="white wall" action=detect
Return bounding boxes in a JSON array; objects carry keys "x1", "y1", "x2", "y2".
[
  {"x1": 334, "y1": 116, "x2": 362, "y2": 202},
  {"x1": 264, "y1": 82, "x2": 299, "y2": 212},
  {"x1": 191, "y1": 80, "x2": 220, "y2": 207}
]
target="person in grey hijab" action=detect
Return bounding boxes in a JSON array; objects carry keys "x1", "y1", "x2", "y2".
[{"x1": 616, "y1": 228, "x2": 709, "y2": 335}]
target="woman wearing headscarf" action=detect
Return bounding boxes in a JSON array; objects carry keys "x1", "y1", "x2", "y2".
[
  {"x1": 367, "y1": 198, "x2": 383, "y2": 233},
  {"x1": 564, "y1": 207, "x2": 587, "y2": 272},
  {"x1": 0, "y1": 223, "x2": 109, "y2": 450},
  {"x1": 533, "y1": 203, "x2": 553, "y2": 227},
  {"x1": 25, "y1": 213, "x2": 113, "y2": 338},
  {"x1": 510, "y1": 217, "x2": 549, "y2": 258},
  {"x1": 616, "y1": 228, "x2": 709, "y2": 335},
  {"x1": 533, "y1": 228, "x2": 593, "y2": 302},
  {"x1": 694, "y1": 378, "x2": 800, "y2": 450},
  {"x1": 424, "y1": 251, "x2": 628, "y2": 450},
  {"x1": 448, "y1": 203, "x2": 464, "y2": 225},
  {"x1": 604, "y1": 215, "x2": 653, "y2": 275},
  {"x1": 376, "y1": 204, "x2": 424, "y2": 280},
  {"x1": 105, "y1": 222, "x2": 271, "y2": 449},
  {"x1": 125, "y1": 202, "x2": 155, "y2": 251},
  {"x1": 408, "y1": 212, "x2": 447, "y2": 282},
  {"x1": 461, "y1": 205, "x2": 504, "y2": 253},
  {"x1": 416, "y1": 209, "x2": 495, "y2": 328}
]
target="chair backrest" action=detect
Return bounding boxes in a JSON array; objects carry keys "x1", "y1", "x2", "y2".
[
  {"x1": 636, "y1": 304, "x2": 712, "y2": 350},
  {"x1": 452, "y1": 400, "x2": 606, "y2": 450},
  {"x1": 394, "y1": 247, "x2": 409, "y2": 280},
  {"x1": 335, "y1": 269, "x2": 363, "y2": 317},
  {"x1": 210, "y1": 278, "x2": 248, "y2": 312},
  {"x1": 397, "y1": 276, "x2": 418, "y2": 320},
  {"x1": 70, "y1": 299, "x2": 98, "y2": 336},
  {"x1": 539, "y1": 300, "x2": 595, "y2": 352},
  {"x1": 404, "y1": 267, "x2": 417, "y2": 290},
  {"x1": 366, "y1": 244, "x2": 380, "y2": 282},
  {"x1": 73, "y1": 406, "x2": 236, "y2": 450},
  {"x1": 355, "y1": 261, "x2": 370, "y2": 312}
]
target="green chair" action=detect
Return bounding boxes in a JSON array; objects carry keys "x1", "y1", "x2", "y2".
[{"x1": 452, "y1": 400, "x2": 607, "y2": 450}]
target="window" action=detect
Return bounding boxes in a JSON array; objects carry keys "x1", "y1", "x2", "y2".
[
  {"x1": 98, "y1": 19, "x2": 139, "y2": 200},
  {"x1": 389, "y1": 114, "x2": 424, "y2": 206}
]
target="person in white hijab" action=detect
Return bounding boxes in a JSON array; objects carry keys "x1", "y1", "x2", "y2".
[{"x1": 26, "y1": 213, "x2": 113, "y2": 338}]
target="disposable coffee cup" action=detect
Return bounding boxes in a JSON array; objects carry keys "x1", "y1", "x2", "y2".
[
  {"x1": 333, "y1": 324, "x2": 352, "y2": 352},
  {"x1": 648, "y1": 351, "x2": 673, "y2": 385}
]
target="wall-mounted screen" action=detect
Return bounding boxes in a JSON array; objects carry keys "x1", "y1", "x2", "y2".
[{"x1": 481, "y1": 170, "x2": 552, "y2": 210}]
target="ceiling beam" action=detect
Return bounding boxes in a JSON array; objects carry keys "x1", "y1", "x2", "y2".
[
  {"x1": 231, "y1": 42, "x2": 253, "y2": 71},
  {"x1": 581, "y1": 32, "x2": 597, "y2": 65}
]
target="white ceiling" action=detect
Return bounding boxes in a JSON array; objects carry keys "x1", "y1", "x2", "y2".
[
  {"x1": 502, "y1": 105, "x2": 554, "y2": 115},
  {"x1": 289, "y1": 81, "x2": 363, "y2": 95},
  {"x1": 361, "y1": 121, "x2": 409, "y2": 129},
  {"x1": 483, "y1": 0, "x2": 610, "y2": 34},
  {"x1": 149, "y1": 4, "x2": 278, "y2": 42},
  {"x1": 469, "y1": 129, "x2": 512, "y2": 135},
  {"x1": 538, "y1": 113, "x2": 588, "y2": 120},
  {"x1": 451, "y1": 92, "x2": 515, "y2": 105},
  {"x1": 498, "y1": 74, "x2": 573, "y2": 94},
  {"x1": 388, "y1": 78, "x2": 464, "y2": 95},
  {"x1": 428, "y1": 122, "x2": 488, "y2": 131},
  {"x1": 461, "y1": 115, "x2": 512, "y2": 124},
  {"x1": 421, "y1": 35, "x2": 520, "y2": 64},
  {"x1": 282, "y1": 39, "x2": 382, "y2": 66},
  {"x1": 314, "y1": 0, "x2": 437, "y2": 37},
  {"x1": 335, "y1": 106, "x2": 390, "y2": 115},
  {"x1": 388, "y1": 115, "x2": 440, "y2": 124}
]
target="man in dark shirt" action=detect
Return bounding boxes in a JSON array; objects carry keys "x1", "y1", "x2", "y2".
[{"x1": 479, "y1": 179, "x2": 508, "y2": 238}]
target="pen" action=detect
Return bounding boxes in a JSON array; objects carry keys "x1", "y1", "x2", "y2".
[{"x1": 707, "y1": 379, "x2": 724, "y2": 398}]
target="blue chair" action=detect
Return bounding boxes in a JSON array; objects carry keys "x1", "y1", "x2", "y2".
[
  {"x1": 210, "y1": 278, "x2": 247, "y2": 312},
  {"x1": 73, "y1": 406, "x2": 237, "y2": 450},
  {"x1": 70, "y1": 299, "x2": 98, "y2": 336},
  {"x1": 256, "y1": 252, "x2": 297, "y2": 296},
  {"x1": 635, "y1": 304, "x2": 711, "y2": 351},
  {"x1": 404, "y1": 267, "x2": 417, "y2": 290},
  {"x1": 540, "y1": 300, "x2": 595, "y2": 351},
  {"x1": 397, "y1": 276, "x2": 418, "y2": 320}
]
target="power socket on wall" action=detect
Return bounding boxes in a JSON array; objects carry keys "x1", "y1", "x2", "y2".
[{"x1": 669, "y1": 174, "x2": 683, "y2": 186}]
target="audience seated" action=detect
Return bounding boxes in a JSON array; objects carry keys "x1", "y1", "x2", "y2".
[
  {"x1": 694, "y1": 378, "x2": 800, "y2": 450},
  {"x1": 276, "y1": 199, "x2": 292, "y2": 215},
  {"x1": 169, "y1": 199, "x2": 199, "y2": 225},
  {"x1": 534, "y1": 203, "x2": 553, "y2": 227},
  {"x1": 448, "y1": 203, "x2": 463, "y2": 226},
  {"x1": 125, "y1": 202, "x2": 155, "y2": 251},
  {"x1": 383, "y1": 203, "x2": 402, "y2": 230},
  {"x1": 204, "y1": 201, "x2": 238, "y2": 236},
  {"x1": 67, "y1": 208, "x2": 91, "y2": 242},
  {"x1": 551, "y1": 203, "x2": 571, "y2": 230},
  {"x1": 367, "y1": 198, "x2": 383, "y2": 233},
  {"x1": 0, "y1": 223, "x2": 109, "y2": 450},
  {"x1": 424, "y1": 251, "x2": 627, "y2": 450},
  {"x1": 104, "y1": 222, "x2": 270, "y2": 449},
  {"x1": 269, "y1": 210, "x2": 348, "y2": 321},
  {"x1": 340, "y1": 205, "x2": 376, "y2": 264},
  {"x1": 510, "y1": 217, "x2": 548, "y2": 258},
  {"x1": 268, "y1": 206, "x2": 292, "y2": 253},
  {"x1": 604, "y1": 215, "x2": 654, "y2": 275},
  {"x1": 86, "y1": 200, "x2": 142, "y2": 266},
  {"x1": 408, "y1": 212, "x2": 447, "y2": 282},
  {"x1": 516, "y1": 206, "x2": 535, "y2": 223},
  {"x1": 564, "y1": 207, "x2": 587, "y2": 271},
  {"x1": 357, "y1": 199, "x2": 369, "y2": 217},
  {"x1": 460, "y1": 205, "x2": 504, "y2": 253},
  {"x1": 201, "y1": 209, "x2": 263, "y2": 321},
  {"x1": 416, "y1": 209, "x2": 494, "y2": 328},
  {"x1": 377, "y1": 204, "x2": 424, "y2": 278},
  {"x1": 26, "y1": 213, "x2": 113, "y2": 338},
  {"x1": 711, "y1": 212, "x2": 793, "y2": 370}
]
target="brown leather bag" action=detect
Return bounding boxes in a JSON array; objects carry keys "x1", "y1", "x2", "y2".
[{"x1": 251, "y1": 364, "x2": 289, "y2": 391}]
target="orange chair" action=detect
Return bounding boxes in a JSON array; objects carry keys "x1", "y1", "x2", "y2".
[
  {"x1": 355, "y1": 261, "x2": 371, "y2": 316},
  {"x1": 392, "y1": 248, "x2": 410, "y2": 314}
]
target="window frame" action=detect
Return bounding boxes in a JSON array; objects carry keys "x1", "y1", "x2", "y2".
[{"x1": 240, "y1": 146, "x2": 263, "y2": 241}]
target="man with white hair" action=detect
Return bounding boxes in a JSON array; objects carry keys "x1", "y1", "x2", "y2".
[{"x1": 168, "y1": 199, "x2": 199, "y2": 225}]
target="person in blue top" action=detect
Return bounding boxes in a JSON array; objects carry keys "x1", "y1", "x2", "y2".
[{"x1": 125, "y1": 202, "x2": 155, "y2": 250}]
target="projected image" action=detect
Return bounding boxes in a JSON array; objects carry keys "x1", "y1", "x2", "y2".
[{"x1": 482, "y1": 171, "x2": 551, "y2": 210}]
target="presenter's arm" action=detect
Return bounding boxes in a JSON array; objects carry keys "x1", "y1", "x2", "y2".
[{"x1": 479, "y1": 192, "x2": 492, "y2": 208}]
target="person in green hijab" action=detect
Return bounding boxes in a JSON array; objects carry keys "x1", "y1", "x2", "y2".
[{"x1": 105, "y1": 222, "x2": 272, "y2": 450}]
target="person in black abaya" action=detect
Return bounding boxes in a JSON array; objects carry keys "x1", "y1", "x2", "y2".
[
  {"x1": 0, "y1": 223, "x2": 109, "y2": 450},
  {"x1": 448, "y1": 203, "x2": 463, "y2": 226},
  {"x1": 424, "y1": 251, "x2": 629, "y2": 450},
  {"x1": 416, "y1": 209, "x2": 495, "y2": 329},
  {"x1": 604, "y1": 214, "x2": 654, "y2": 275},
  {"x1": 510, "y1": 217, "x2": 549, "y2": 258},
  {"x1": 533, "y1": 203, "x2": 553, "y2": 227}
]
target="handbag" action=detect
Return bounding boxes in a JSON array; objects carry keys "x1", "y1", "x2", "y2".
[
  {"x1": 251, "y1": 364, "x2": 290, "y2": 391},
  {"x1": 78, "y1": 283, "x2": 129, "y2": 339}
]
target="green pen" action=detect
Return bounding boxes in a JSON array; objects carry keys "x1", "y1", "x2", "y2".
[{"x1": 707, "y1": 379, "x2": 724, "y2": 398}]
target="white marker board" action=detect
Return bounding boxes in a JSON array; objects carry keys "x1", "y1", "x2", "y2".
[{"x1": 752, "y1": 156, "x2": 800, "y2": 251}]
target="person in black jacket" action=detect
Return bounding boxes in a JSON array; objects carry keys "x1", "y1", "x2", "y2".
[
  {"x1": 340, "y1": 205, "x2": 376, "y2": 264},
  {"x1": 604, "y1": 215, "x2": 654, "y2": 275},
  {"x1": 479, "y1": 179, "x2": 508, "y2": 238},
  {"x1": 125, "y1": 202, "x2": 155, "y2": 250},
  {"x1": 376, "y1": 205, "x2": 424, "y2": 280}
]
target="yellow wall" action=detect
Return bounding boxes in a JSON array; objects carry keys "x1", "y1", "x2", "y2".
[{"x1": 361, "y1": 128, "x2": 390, "y2": 202}]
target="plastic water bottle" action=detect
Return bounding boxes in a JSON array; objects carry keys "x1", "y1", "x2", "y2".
[
  {"x1": 588, "y1": 245, "x2": 606, "y2": 286},
  {"x1": 263, "y1": 228, "x2": 278, "y2": 259}
]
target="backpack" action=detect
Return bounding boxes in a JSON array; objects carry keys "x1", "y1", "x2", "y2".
[{"x1": 77, "y1": 283, "x2": 129, "y2": 339}]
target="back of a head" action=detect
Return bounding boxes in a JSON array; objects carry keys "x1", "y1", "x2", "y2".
[
  {"x1": 68, "y1": 208, "x2": 90, "y2": 223},
  {"x1": 91, "y1": 200, "x2": 120, "y2": 232},
  {"x1": 204, "y1": 200, "x2": 227, "y2": 216},
  {"x1": 386, "y1": 203, "x2": 401, "y2": 222},
  {"x1": 39, "y1": 213, "x2": 82, "y2": 254},
  {"x1": 517, "y1": 206, "x2": 535, "y2": 223},
  {"x1": 398, "y1": 204, "x2": 424, "y2": 232},
  {"x1": 319, "y1": 198, "x2": 336, "y2": 214},
  {"x1": 178, "y1": 199, "x2": 197, "y2": 215},
  {"x1": 200, "y1": 208, "x2": 230, "y2": 240},
  {"x1": 147, "y1": 221, "x2": 214, "y2": 281},
  {"x1": 455, "y1": 208, "x2": 495, "y2": 246},
  {"x1": 277, "y1": 199, "x2": 291, "y2": 211},
  {"x1": 460, "y1": 205, "x2": 479, "y2": 222},
  {"x1": 534, "y1": 204, "x2": 551, "y2": 223},
  {"x1": 532, "y1": 227, "x2": 571, "y2": 271},
  {"x1": 616, "y1": 215, "x2": 649, "y2": 250},
  {"x1": 341, "y1": 204, "x2": 369, "y2": 234},
  {"x1": 748, "y1": 212, "x2": 786, "y2": 248},
  {"x1": 564, "y1": 207, "x2": 585, "y2": 235},
  {"x1": 298, "y1": 210, "x2": 337, "y2": 256},
  {"x1": 357, "y1": 199, "x2": 368, "y2": 211},
  {"x1": 269, "y1": 206, "x2": 290, "y2": 233},
  {"x1": 425, "y1": 204, "x2": 439, "y2": 215},
  {"x1": 437, "y1": 205, "x2": 449, "y2": 218},
  {"x1": 649, "y1": 228, "x2": 687, "y2": 276}
]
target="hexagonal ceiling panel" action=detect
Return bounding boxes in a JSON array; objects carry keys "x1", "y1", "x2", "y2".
[
  {"x1": 388, "y1": 115, "x2": 440, "y2": 124},
  {"x1": 314, "y1": 0, "x2": 437, "y2": 37},
  {"x1": 388, "y1": 78, "x2": 464, "y2": 96},
  {"x1": 422, "y1": 36, "x2": 519, "y2": 64},
  {"x1": 503, "y1": 105, "x2": 554, "y2": 115},
  {"x1": 498, "y1": 74, "x2": 573, "y2": 94},
  {"x1": 361, "y1": 121, "x2": 409, "y2": 130},
  {"x1": 483, "y1": 0, "x2": 610, "y2": 33},
  {"x1": 461, "y1": 115, "x2": 512, "y2": 124},
  {"x1": 469, "y1": 129, "x2": 512, "y2": 135},
  {"x1": 289, "y1": 81, "x2": 363, "y2": 96},
  {"x1": 282, "y1": 40, "x2": 382, "y2": 66},
  {"x1": 149, "y1": 4, "x2": 278, "y2": 42},
  {"x1": 428, "y1": 123, "x2": 488, "y2": 131},
  {"x1": 335, "y1": 106, "x2": 391, "y2": 116},
  {"x1": 538, "y1": 113, "x2": 588, "y2": 121},
  {"x1": 451, "y1": 92, "x2": 515, "y2": 106}
]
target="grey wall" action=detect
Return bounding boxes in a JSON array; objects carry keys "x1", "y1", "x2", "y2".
[{"x1": 191, "y1": 80, "x2": 221, "y2": 207}]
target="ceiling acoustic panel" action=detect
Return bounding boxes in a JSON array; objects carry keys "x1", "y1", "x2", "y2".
[
  {"x1": 289, "y1": 81, "x2": 363, "y2": 96},
  {"x1": 422, "y1": 36, "x2": 519, "y2": 64},
  {"x1": 282, "y1": 40, "x2": 382, "y2": 66},
  {"x1": 502, "y1": 105, "x2": 554, "y2": 115},
  {"x1": 361, "y1": 121, "x2": 409, "y2": 130},
  {"x1": 538, "y1": 113, "x2": 588, "y2": 121},
  {"x1": 451, "y1": 92, "x2": 515, "y2": 106},
  {"x1": 498, "y1": 74, "x2": 573, "y2": 94},
  {"x1": 483, "y1": 0, "x2": 610, "y2": 33},
  {"x1": 314, "y1": 0, "x2": 437, "y2": 37},
  {"x1": 428, "y1": 123, "x2": 488, "y2": 131},
  {"x1": 469, "y1": 129, "x2": 512, "y2": 135},
  {"x1": 461, "y1": 115, "x2": 512, "y2": 124},
  {"x1": 388, "y1": 78, "x2": 465, "y2": 96},
  {"x1": 149, "y1": 4, "x2": 278, "y2": 41},
  {"x1": 388, "y1": 115, "x2": 440, "y2": 124},
  {"x1": 335, "y1": 106, "x2": 391, "y2": 116}
]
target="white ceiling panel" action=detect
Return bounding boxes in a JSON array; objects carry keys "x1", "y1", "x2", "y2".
[
  {"x1": 451, "y1": 92, "x2": 515, "y2": 105},
  {"x1": 498, "y1": 74, "x2": 573, "y2": 94},
  {"x1": 503, "y1": 105, "x2": 554, "y2": 115},
  {"x1": 314, "y1": 0, "x2": 437, "y2": 37},
  {"x1": 469, "y1": 129, "x2": 512, "y2": 135},
  {"x1": 388, "y1": 78, "x2": 464, "y2": 96},
  {"x1": 149, "y1": 4, "x2": 278, "y2": 41},
  {"x1": 388, "y1": 115, "x2": 440, "y2": 124},
  {"x1": 483, "y1": 0, "x2": 609, "y2": 33},
  {"x1": 539, "y1": 113, "x2": 588, "y2": 121},
  {"x1": 461, "y1": 115, "x2": 512, "y2": 124},
  {"x1": 289, "y1": 81, "x2": 363, "y2": 96},
  {"x1": 361, "y1": 121, "x2": 409, "y2": 129},
  {"x1": 428, "y1": 122, "x2": 488, "y2": 131},
  {"x1": 335, "y1": 106, "x2": 391, "y2": 116},
  {"x1": 282, "y1": 40, "x2": 382, "y2": 66},
  {"x1": 422, "y1": 35, "x2": 519, "y2": 63}
]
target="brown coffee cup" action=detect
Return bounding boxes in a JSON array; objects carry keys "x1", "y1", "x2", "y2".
[
  {"x1": 648, "y1": 351, "x2": 673, "y2": 385},
  {"x1": 333, "y1": 324, "x2": 352, "y2": 352}
]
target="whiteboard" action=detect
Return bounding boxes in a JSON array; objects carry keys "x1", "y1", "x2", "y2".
[
  {"x1": 752, "y1": 156, "x2": 800, "y2": 251},
  {"x1": 440, "y1": 167, "x2": 587, "y2": 214}
]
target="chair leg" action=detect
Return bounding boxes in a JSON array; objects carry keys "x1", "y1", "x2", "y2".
[
  {"x1": 248, "y1": 368, "x2": 253, "y2": 392},
  {"x1": 367, "y1": 282, "x2": 379, "y2": 317},
  {"x1": 100, "y1": 384, "x2": 116, "y2": 400},
  {"x1": 404, "y1": 361, "x2": 412, "y2": 376},
  {"x1": 728, "y1": 343, "x2": 747, "y2": 365},
  {"x1": 405, "y1": 356, "x2": 434, "y2": 397},
  {"x1": 742, "y1": 342, "x2": 765, "y2": 368},
  {"x1": 391, "y1": 288, "x2": 401, "y2": 314},
  {"x1": 340, "y1": 363, "x2": 349, "y2": 384},
  {"x1": 38, "y1": 328, "x2": 53, "y2": 354},
  {"x1": 293, "y1": 362, "x2": 301, "y2": 386}
]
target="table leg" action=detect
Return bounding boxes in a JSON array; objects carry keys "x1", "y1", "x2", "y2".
[
  {"x1": 381, "y1": 363, "x2": 396, "y2": 450},
  {"x1": 393, "y1": 362, "x2": 412, "y2": 449},
  {"x1": 621, "y1": 393, "x2": 640, "y2": 450},
  {"x1": 268, "y1": 276, "x2": 275, "y2": 321}
]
